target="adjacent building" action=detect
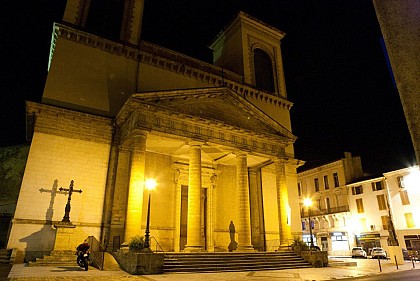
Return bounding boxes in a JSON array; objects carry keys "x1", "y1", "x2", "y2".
[
  {"x1": 299, "y1": 151, "x2": 420, "y2": 257},
  {"x1": 297, "y1": 152, "x2": 364, "y2": 256}
]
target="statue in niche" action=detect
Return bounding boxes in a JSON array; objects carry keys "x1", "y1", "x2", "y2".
[{"x1": 228, "y1": 221, "x2": 238, "y2": 252}]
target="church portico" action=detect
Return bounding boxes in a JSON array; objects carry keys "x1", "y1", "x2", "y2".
[{"x1": 109, "y1": 87, "x2": 297, "y2": 251}]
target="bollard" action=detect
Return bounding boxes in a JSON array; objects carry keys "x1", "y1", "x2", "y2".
[
  {"x1": 377, "y1": 255, "x2": 382, "y2": 272},
  {"x1": 394, "y1": 255, "x2": 398, "y2": 269},
  {"x1": 412, "y1": 257, "x2": 415, "y2": 268}
]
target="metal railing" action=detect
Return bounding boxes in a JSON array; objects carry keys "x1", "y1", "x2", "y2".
[
  {"x1": 301, "y1": 206, "x2": 350, "y2": 217},
  {"x1": 150, "y1": 236, "x2": 165, "y2": 253},
  {"x1": 87, "y1": 236, "x2": 105, "y2": 270}
]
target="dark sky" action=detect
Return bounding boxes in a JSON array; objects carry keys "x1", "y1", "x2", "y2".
[{"x1": 1, "y1": 0, "x2": 416, "y2": 173}]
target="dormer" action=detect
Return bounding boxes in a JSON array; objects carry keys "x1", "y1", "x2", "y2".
[{"x1": 209, "y1": 12, "x2": 287, "y2": 99}]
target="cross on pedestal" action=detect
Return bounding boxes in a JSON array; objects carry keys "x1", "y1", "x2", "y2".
[{"x1": 58, "y1": 180, "x2": 82, "y2": 224}]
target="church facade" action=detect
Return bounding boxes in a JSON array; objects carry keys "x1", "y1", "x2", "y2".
[{"x1": 8, "y1": 0, "x2": 303, "y2": 261}]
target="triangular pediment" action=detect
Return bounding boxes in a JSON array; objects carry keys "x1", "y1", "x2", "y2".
[{"x1": 119, "y1": 87, "x2": 295, "y2": 142}]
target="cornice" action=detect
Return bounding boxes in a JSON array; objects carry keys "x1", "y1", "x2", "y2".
[
  {"x1": 298, "y1": 160, "x2": 343, "y2": 177},
  {"x1": 52, "y1": 23, "x2": 293, "y2": 112},
  {"x1": 26, "y1": 101, "x2": 113, "y2": 144}
]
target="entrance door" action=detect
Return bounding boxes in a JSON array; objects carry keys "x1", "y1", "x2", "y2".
[
  {"x1": 321, "y1": 237, "x2": 328, "y2": 251},
  {"x1": 179, "y1": 186, "x2": 207, "y2": 251},
  {"x1": 180, "y1": 186, "x2": 188, "y2": 251}
]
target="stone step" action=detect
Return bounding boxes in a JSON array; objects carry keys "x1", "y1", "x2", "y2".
[
  {"x1": 0, "y1": 249, "x2": 12, "y2": 264},
  {"x1": 163, "y1": 252, "x2": 312, "y2": 273},
  {"x1": 28, "y1": 251, "x2": 78, "y2": 267}
]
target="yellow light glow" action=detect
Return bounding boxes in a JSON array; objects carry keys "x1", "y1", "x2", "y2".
[
  {"x1": 145, "y1": 179, "x2": 157, "y2": 191},
  {"x1": 303, "y1": 197, "x2": 313, "y2": 207},
  {"x1": 405, "y1": 167, "x2": 420, "y2": 189}
]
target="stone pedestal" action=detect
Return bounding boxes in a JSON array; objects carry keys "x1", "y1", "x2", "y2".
[
  {"x1": 388, "y1": 245, "x2": 404, "y2": 265},
  {"x1": 53, "y1": 222, "x2": 76, "y2": 251}
]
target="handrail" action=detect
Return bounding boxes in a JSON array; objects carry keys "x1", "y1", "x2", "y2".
[
  {"x1": 87, "y1": 236, "x2": 105, "y2": 270},
  {"x1": 150, "y1": 236, "x2": 165, "y2": 253}
]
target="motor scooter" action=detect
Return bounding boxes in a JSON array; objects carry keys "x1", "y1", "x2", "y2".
[{"x1": 76, "y1": 249, "x2": 90, "y2": 271}]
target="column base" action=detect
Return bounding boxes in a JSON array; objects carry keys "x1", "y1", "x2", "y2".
[
  {"x1": 183, "y1": 245, "x2": 205, "y2": 252},
  {"x1": 236, "y1": 245, "x2": 256, "y2": 252}
]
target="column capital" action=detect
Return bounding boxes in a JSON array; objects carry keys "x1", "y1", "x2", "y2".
[{"x1": 131, "y1": 129, "x2": 149, "y2": 139}]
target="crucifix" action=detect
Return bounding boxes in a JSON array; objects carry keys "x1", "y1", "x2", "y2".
[{"x1": 59, "y1": 180, "x2": 82, "y2": 223}]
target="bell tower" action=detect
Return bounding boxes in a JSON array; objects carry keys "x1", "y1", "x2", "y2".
[
  {"x1": 62, "y1": 0, "x2": 145, "y2": 46},
  {"x1": 209, "y1": 12, "x2": 287, "y2": 99}
]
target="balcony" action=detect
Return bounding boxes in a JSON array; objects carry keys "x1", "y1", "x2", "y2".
[{"x1": 301, "y1": 206, "x2": 349, "y2": 217}]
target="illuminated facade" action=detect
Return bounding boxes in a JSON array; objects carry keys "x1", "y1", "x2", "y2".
[
  {"x1": 347, "y1": 176, "x2": 389, "y2": 255},
  {"x1": 7, "y1": 1, "x2": 303, "y2": 261},
  {"x1": 383, "y1": 166, "x2": 420, "y2": 252},
  {"x1": 298, "y1": 152, "x2": 364, "y2": 256}
]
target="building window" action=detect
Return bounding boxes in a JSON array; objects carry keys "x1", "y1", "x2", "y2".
[
  {"x1": 324, "y1": 175, "x2": 329, "y2": 190},
  {"x1": 376, "y1": 194, "x2": 387, "y2": 210},
  {"x1": 314, "y1": 178, "x2": 320, "y2": 192},
  {"x1": 326, "y1": 197, "x2": 331, "y2": 212},
  {"x1": 356, "y1": 198, "x2": 364, "y2": 213},
  {"x1": 86, "y1": 0, "x2": 125, "y2": 40},
  {"x1": 298, "y1": 183, "x2": 302, "y2": 196},
  {"x1": 352, "y1": 185, "x2": 363, "y2": 195},
  {"x1": 333, "y1": 173, "x2": 339, "y2": 187},
  {"x1": 397, "y1": 176, "x2": 405, "y2": 188},
  {"x1": 405, "y1": 213, "x2": 415, "y2": 228},
  {"x1": 381, "y1": 216, "x2": 389, "y2": 230},
  {"x1": 317, "y1": 199, "x2": 322, "y2": 210},
  {"x1": 254, "y1": 49, "x2": 275, "y2": 93},
  {"x1": 400, "y1": 190, "x2": 410, "y2": 205},
  {"x1": 372, "y1": 181, "x2": 383, "y2": 191}
]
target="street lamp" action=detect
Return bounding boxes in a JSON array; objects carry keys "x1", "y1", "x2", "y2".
[
  {"x1": 303, "y1": 197, "x2": 314, "y2": 248},
  {"x1": 144, "y1": 179, "x2": 157, "y2": 251}
]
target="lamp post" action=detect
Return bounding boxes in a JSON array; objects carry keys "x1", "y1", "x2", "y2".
[
  {"x1": 303, "y1": 197, "x2": 314, "y2": 249},
  {"x1": 144, "y1": 179, "x2": 156, "y2": 251}
]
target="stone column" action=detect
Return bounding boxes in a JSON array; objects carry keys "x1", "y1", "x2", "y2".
[
  {"x1": 101, "y1": 139, "x2": 119, "y2": 247},
  {"x1": 275, "y1": 159, "x2": 291, "y2": 246},
  {"x1": 236, "y1": 153, "x2": 254, "y2": 251},
  {"x1": 173, "y1": 170, "x2": 182, "y2": 252},
  {"x1": 124, "y1": 131, "x2": 147, "y2": 243},
  {"x1": 248, "y1": 168, "x2": 262, "y2": 250},
  {"x1": 206, "y1": 175, "x2": 216, "y2": 252},
  {"x1": 184, "y1": 143, "x2": 204, "y2": 252}
]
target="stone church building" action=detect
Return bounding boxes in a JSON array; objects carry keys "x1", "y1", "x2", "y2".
[{"x1": 8, "y1": 0, "x2": 303, "y2": 260}]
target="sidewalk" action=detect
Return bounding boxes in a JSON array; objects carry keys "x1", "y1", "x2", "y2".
[{"x1": 4, "y1": 258, "x2": 420, "y2": 280}]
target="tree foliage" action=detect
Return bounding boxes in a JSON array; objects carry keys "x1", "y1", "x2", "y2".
[{"x1": 0, "y1": 145, "x2": 30, "y2": 212}]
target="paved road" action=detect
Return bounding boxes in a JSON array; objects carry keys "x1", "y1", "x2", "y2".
[
  {"x1": 2, "y1": 258, "x2": 420, "y2": 280},
  {"x1": 345, "y1": 269, "x2": 420, "y2": 280}
]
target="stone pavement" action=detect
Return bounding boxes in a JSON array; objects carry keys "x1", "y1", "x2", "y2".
[{"x1": 3, "y1": 258, "x2": 420, "y2": 280}]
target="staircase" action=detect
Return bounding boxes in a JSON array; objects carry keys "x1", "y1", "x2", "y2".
[
  {"x1": 0, "y1": 249, "x2": 12, "y2": 264},
  {"x1": 28, "y1": 250, "x2": 76, "y2": 267},
  {"x1": 163, "y1": 251, "x2": 312, "y2": 273}
]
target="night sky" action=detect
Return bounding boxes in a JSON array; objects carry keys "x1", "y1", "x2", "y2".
[{"x1": 1, "y1": 0, "x2": 416, "y2": 173}]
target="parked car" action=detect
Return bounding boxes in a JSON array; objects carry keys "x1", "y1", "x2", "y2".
[
  {"x1": 352, "y1": 247, "x2": 367, "y2": 258},
  {"x1": 402, "y1": 248, "x2": 410, "y2": 260},
  {"x1": 402, "y1": 248, "x2": 419, "y2": 260},
  {"x1": 371, "y1": 247, "x2": 387, "y2": 259}
]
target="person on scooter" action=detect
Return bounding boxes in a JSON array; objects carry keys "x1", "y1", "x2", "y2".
[{"x1": 76, "y1": 241, "x2": 90, "y2": 270}]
